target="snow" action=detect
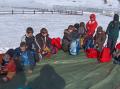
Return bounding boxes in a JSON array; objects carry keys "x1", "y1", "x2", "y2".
[{"x1": 0, "y1": 0, "x2": 119, "y2": 9}]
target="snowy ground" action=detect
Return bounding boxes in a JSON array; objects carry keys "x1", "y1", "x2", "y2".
[
  {"x1": 0, "y1": 0, "x2": 119, "y2": 10},
  {"x1": 0, "y1": 13, "x2": 117, "y2": 53}
]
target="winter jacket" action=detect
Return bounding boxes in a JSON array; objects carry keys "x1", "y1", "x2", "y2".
[
  {"x1": 62, "y1": 29, "x2": 72, "y2": 52},
  {"x1": 78, "y1": 27, "x2": 86, "y2": 37},
  {"x1": 14, "y1": 48, "x2": 37, "y2": 66},
  {"x1": 106, "y1": 21, "x2": 120, "y2": 40},
  {"x1": 71, "y1": 30, "x2": 80, "y2": 41},
  {"x1": 35, "y1": 33, "x2": 51, "y2": 52},
  {"x1": 94, "y1": 29, "x2": 106, "y2": 47},
  {"x1": 20, "y1": 50, "x2": 36, "y2": 66},
  {"x1": 6, "y1": 59, "x2": 16, "y2": 72},
  {"x1": 86, "y1": 20, "x2": 98, "y2": 37},
  {"x1": 21, "y1": 35, "x2": 36, "y2": 50}
]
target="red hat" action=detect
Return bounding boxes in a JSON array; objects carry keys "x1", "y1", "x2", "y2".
[
  {"x1": 116, "y1": 43, "x2": 120, "y2": 49},
  {"x1": 90, "y1": 14, "x2": 96, "y2": 20}
]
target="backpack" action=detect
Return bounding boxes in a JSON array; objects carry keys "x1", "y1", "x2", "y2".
[{"x1": 69, "y1": 39, "x2": 80, "y2": 56}]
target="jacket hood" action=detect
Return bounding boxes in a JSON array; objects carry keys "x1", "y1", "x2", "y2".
[
  {"x1": 90, "y1": 14, "x2": 96, "y2": 21},
  {"x1": 113, "y1": 14, "x2": 119, "y2": 22}
]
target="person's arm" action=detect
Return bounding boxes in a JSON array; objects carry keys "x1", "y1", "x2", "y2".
[
  {"x1": 101, "y1": 32, "x2": 107, "y2": 45},
  {"x1": 21, "y1": 35, "x2": 26, "y2": 42}
]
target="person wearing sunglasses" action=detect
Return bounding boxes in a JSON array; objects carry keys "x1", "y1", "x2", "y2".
[{"x1": 35, "y1": 28, "x2": 51, "y2": 58}]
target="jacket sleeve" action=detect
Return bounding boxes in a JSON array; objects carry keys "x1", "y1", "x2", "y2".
[
  {"x1": 21, "y1": 35, "x2": 26, "y2": 42},
  {"x1": 64, "y1": 33, "x2": 72, "y2": 42},
  {"x1": 34, "y1": 35, "x2": 42, "y2": 52}
]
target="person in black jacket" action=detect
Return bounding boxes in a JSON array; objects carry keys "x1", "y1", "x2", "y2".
[
  {"x1": 21, "y1": 27, "x2": 36, "y2": 51},
  {"x1": 106, "y1": 14, "x2": 120, "y2": 54}
]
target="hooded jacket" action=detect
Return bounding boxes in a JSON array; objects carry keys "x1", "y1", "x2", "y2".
[
  {"x1": 94, "y1": 27, "x2": 106, "y2": 46},
  {"x1": 106, "y1": 14, "x2": 120, "y2": 40},
  {"x1": 35, "y1": 33, "x2": 51, "y2": 52},
  {"x1": 86, "y1": 14, "x2": 98, "y2": 36},
  {"x1": 62, "y1": 29, "x2": 72, "y2": 52}
]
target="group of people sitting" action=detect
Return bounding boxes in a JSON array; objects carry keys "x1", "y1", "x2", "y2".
[{"x1": 0, "y1": 13, "x2": 120, "y2": 87}]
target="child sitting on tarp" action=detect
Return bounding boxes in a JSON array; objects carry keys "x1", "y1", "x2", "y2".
[
  {"x1": 113, "y1": 43, "x2": 120, "y2": 64},
  {"x1": 21, "y1": 27, "x2": 36, "y2": 51},
  {"x1": 0, "y1": 49, "x2": 16, "y2": 82},
  {"x1": 62, "y1": 25, "x2": 73, "y2": 52},
  {"x1": 35, "y1": 28, "x2": 51, "y2": 59},
  {"x1": 19, "y1": 42, "x2": 36, "y2": 86},
  {"x1": 69, "y1": 25, "x2": 80, "y2": 55}
]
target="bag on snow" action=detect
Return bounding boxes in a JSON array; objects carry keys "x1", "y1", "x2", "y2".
[
  {"x1": 99, "y1": 47, "x2": 112, "y2": 63},
  {"x1": 86, "y1": 48, "x2": 98, "y2": 58},
  {"x1": 69, "y1": 39, "x2": 80, "y2": 56},
  {"x1": 51, "y1": 37, "x2": 62, "y2": 49}
]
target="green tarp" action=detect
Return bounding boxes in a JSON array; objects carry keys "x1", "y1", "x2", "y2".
[{"x1": 1, "y1": 50, "x2": 120, "y2": 89}]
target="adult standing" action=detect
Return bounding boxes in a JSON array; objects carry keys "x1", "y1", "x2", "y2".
[
  {"x1": 106, "y1": 14, "x2": 120, "y2": 54},
  {"x1": 86, "y1": 14, "x2": 98, "y2": 37}
]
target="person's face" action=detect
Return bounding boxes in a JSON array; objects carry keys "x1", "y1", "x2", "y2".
[
  {"x1": 42, "y1": 32, "x2": 48, "y2": 37},
  {"x1": 90, "y1": 17, "x2": 95, "y2": 21},
  {"x1": 27, "y1": 32, "x2": 33, "y2": 37},
  {"x1": 20, "y1": 46, "x2": 27, "y2": 52},
  {"x1": 3, "y1": 54, "x2": 10, "y2": 62},
  {"x1": 68, "y1": 29, "x2": 73, "y2": 33}
]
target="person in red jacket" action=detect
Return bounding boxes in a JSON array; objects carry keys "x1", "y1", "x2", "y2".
[
  {"x1": 86, "y1": 14, "x2": 98, "y2": 37},
  {"x1": 0, "y1": 49, "x2": 16, "y2": 82}
]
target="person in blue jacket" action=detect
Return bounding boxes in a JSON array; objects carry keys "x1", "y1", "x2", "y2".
[{"x1": 14, "y1": 42, "x2": 39, "y2": 88}]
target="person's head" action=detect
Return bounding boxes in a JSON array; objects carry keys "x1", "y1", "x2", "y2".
[
  {"x1": 20, "y1": 42, "x2": 27, "y2": 52},
  {"x1": 90, "y1": 14, "x2": 96, "y2": 21},
  {"x1": 68, "y1": 25, "x2": 75, "y2": 32},
  {"x1": 40, "y1": 28, "x2": 48, "y2": 37},
  {"x1": 113, "y1": 14, "x2": 119, "y2": 23},
  {"x1": 97, "y1": 26, "x2": 103, "y2": 34},
  {"x1": 4, "y1": 49, "x2": 14, "y2": 62},
  {"x1": 80, "y1": 22, "x2": 86, "y2": 28},
  {"x1": 26, "y1": 27, "x2": 34, "y2": 37},
  {"x1": 74, "y1": 23, "x2": 80, "y2": 30}
]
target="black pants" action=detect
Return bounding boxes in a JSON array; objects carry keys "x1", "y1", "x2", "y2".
[{"x1": 107, "y1": 38, "x2": 117, "y2": 54}]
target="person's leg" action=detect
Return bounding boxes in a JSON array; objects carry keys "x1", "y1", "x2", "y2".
[
  {"x1": 107, "y1": 38, "x2": 112, "y2": 48},
  {"x1": 111, "y1": 39, "x2": 117, "y2": 54},
  {"x1": 107, "y1": 37, "x2": 113, "y2": 54}
]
